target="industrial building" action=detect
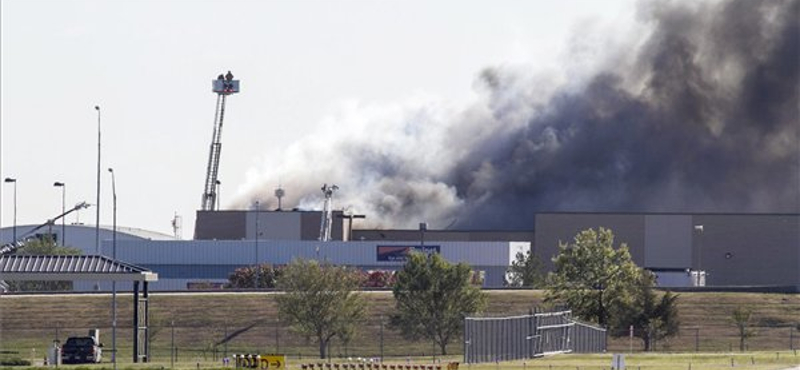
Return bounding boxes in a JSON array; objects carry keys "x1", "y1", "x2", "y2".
[
  {"x1": 534, "y1": 213, "x2": 799, "y2": 290},
  {"x1": 0, "y1": 210, "x2": 529, "y2": 290},
  {"x1": 2, "y1": 74, "x2": 797, "y2": 292},
  {"x1": 1, "y1": 211, "x2": 798, "y2": 292}
]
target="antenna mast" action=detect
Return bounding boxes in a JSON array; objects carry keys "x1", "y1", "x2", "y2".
[
  {"x1": 201, "y1": 71, "x2": 239, "y2": 211},
  {"x1": 318, "y1": 184, "x2": 339, "y2": 241}
]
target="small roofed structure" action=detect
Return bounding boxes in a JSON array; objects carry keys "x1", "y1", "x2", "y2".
[
  {"x1": 0, "y1": 255, "x2": 157, "y2": 282},
  {"x1": 0, "y1": 255, "x2": 157, "y2": 363}
]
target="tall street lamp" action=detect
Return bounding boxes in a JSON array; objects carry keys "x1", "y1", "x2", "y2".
[
  {"x1": 108, "y1": 168, "x2": 118, "y2": 369},
  {"x1": 254, "y1": 201, "x2": 260, "y2": 288},
  {"x1": 3, "y1": 178, "x2": 16, "y2": 242},
  {"x1": 94, "y1": 105, "x2": 102, "y2": 256},
  {"x1": 53, "y1": 182, "x2": 66, "y2": 246}
]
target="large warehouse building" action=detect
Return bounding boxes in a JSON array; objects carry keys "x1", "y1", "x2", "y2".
[
  {"x1": 0, "y1": 211, "x2": 528, "y2": 291},
  {"x1": 1, "y1": 211, "x2": 798, "y2": 291},
  {"x1": 534, "y1": 213, "x2": 800, "y2": 289}
]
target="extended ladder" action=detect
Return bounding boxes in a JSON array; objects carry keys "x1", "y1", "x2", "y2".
[{"x1": 201, "y1": 72, "x2": 239, "y2": 211}]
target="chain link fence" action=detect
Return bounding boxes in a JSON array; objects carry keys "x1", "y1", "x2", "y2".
[{"x1": 0, "y1": 322, "x2": 462, "y2": 365}]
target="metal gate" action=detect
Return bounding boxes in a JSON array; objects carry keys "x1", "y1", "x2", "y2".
[{"x1": 463, "y1": 309, "x2": 606, "y2": 364}]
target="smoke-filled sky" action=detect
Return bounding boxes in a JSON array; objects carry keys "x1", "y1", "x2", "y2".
[
  {"x1": 2, "y1": 0, "x2": 797, "y2": 237},
  {"x1": 235, "y1": 0, "x2": 800, "y2": 230}
]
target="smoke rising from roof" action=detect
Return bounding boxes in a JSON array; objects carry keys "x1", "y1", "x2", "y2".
[{"x1": 235, "y1": 0, "x2": 799, "y2": 229}]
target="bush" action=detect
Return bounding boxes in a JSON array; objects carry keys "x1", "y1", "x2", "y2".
[
  {"x1": 361, "y1": 270, "x2": 396, "y2": 288},
  {"x1": 226, "y1": 263, "x2": 283, "y2": 288}
]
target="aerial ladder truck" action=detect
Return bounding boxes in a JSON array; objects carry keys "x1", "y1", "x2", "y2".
[{"x1": 200, "y1": 71, "x2": 239, "y2": 211}]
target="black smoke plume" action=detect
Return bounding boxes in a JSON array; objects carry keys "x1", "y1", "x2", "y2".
[{"x1": 235, "y1": 0, "x2": 799, "y2": 229}]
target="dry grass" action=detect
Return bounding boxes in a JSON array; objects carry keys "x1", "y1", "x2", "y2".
[{"x1": 1, "y1": 290, "x2": 799, "y2": 364}]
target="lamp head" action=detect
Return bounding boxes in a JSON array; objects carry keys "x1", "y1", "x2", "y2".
[
  {"x1": 4, "y1": 177, "x2": 16, "y2": 183},
  {"x1": 53, "y1": 182, "x2": 64, "y2": 187}
]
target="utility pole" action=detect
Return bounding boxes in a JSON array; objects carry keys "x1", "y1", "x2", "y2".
[
  {"x1": 108, "y1": 168, "x2": 118, "y2": 370},
  {"x1": 94, "y1": 106, "x2": 101, "y2": 257},
  {"x1": 4, "y1": 178, "x2": 17, "y2": 242},
  {"x1": 53, "y1": 182, "x2": 65, "y2": 246},
  {"x1": 254, "y1": 201, "x2": 260, "y2": 288}
]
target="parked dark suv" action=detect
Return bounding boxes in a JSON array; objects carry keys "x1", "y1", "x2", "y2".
[{"x1": 61, "y1": 336, "x2": 102, "y2": 364}]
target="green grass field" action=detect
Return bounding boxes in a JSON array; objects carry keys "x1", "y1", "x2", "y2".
[{"x1": 1, "y1": 290, "x2": 799, "y2": 369}]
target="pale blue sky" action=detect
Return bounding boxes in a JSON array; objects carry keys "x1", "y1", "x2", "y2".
[{"x1": 1, "y1": 0, "x2": 636, "y2": 237}]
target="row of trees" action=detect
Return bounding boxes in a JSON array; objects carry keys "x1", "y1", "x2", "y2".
[
  {"x1": 269, "y1": 253, "x2": 485, "y2": 358},
  {"x1": 8, "y1": 228, "x2": 679, "y2": 353},
  {"x1": 227, "y1": 265, "x2": 486, "y2": 289},
  {"x1": 10, "y1": 229, "x2": 766, "y2": 354},
  {"x1": 261, "y1": 228, "x2": 681, "y2": 357}
]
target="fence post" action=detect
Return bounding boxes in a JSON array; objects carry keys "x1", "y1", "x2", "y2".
[
  {"x1": 463, "y1": 318, "x2": 467, "y2": 364},
  {"x1": 695, "y1": 328, "x2": 700, "y2": 352},
  {"x1": 171, "y1": 321, "x2": 175, "y2": 369}
]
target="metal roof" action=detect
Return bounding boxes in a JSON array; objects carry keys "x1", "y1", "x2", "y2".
[{"x1": 0, "y1": 255, "x2": 158, "y2": 282}]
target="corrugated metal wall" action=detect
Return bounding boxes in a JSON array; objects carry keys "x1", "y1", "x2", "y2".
[
  {"x1": 535, "y1": 213, "x2": 800, "y2": 288},
  {"x1": 105, "y1": 240, "x2": 527, "y2": 291}
]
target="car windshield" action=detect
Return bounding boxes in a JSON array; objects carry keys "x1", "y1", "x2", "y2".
[{"x1": 66, "y1": 338, "x2": 94, "y2": 346}]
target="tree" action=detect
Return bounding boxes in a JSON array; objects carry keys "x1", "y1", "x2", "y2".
[
  {"x1": 390, "y1": 252, "x2": 487, "y2": 355},
  {"x1": 505, "y1": 248, "x2": 544, "y2": 288},
  {"x1": 7, "y1": 237, "x2": 82, "y2": 292},
  {"x1": 611, "y1": 273, "x2": 680, "y2": 351},
  {"x1": 226, "y1": 263, "x2": 283, "y2": 288},
  {"x1": 545, "y1": 228, "x2": 642, "y2": 327},
  {"x1": 275, "y1": 259, "x2": 366, "y2": 359},
  {"x1": 731, "y1": 306, "x2": 756, "y2": 351}
]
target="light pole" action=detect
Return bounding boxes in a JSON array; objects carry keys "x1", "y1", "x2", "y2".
[
  {"x1": 53, "y1": 182, "x2": 65, "y2": 246},
  {"x1": 254, "y1": 201, "x2": 260, "y2": 288},
  {"x1": 275, "y1": 318, "x2": 280, "y2": 354},
  {"x1": 419, "y1": 222, "x2": 427, "y2": 247},
  {"x1": 108, "y1": 168, "x2": 117, "y2": 370},
  {"x1": 3, "y1": 178, "x2": 16, "y2": 242},
  {"x1": 94, "y1": 105, "x2": 101, "y2": 256},
  {"x1": 694, "y1": 224, "x2": 704, "y2": 287}
]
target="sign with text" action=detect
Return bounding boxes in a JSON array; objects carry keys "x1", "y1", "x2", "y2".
[
  {"x1": 233, "y1": 354, "x2": 284, "y2": 369},
  {"x1": 377, "y1": 245, "x2": 440, "y2": 262}
]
